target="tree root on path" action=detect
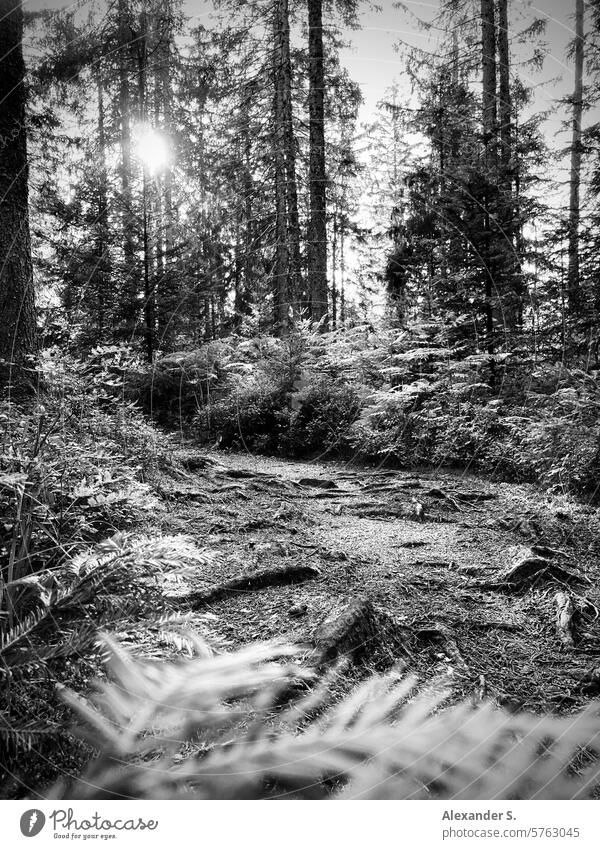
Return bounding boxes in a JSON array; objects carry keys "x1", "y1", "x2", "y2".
[
  {"x1": 472, "y1": 548, "x2": 587, "y2": 592},
  {"x1": 554, "y1": 591, "x2": 575, "y2": 647},
  {"x1": 414, "y1": 623, "x2": 468, "y2": 671},
  {"x1": 181, "y1": 563, "x2": 321, "y2": 609},
  {"x1": 571, "y1": 666, "x2": 600, "y2": 694},
  {"x1": 310, "y1": 596, "x2": 410, "y2": 667}
]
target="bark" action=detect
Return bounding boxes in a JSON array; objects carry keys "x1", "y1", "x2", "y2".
[
  {"x1": 153, "y1": 54, "x2": 165, "y2": 340},
  {"x1": 182, "y1": 562, "x2": 321, "y2": 608},
  {"x1": 272, "y1": 0, "x2": 289, "y2": 333},
  {"x1": 118, "y1": 0, "x2": 135, "y2": 288},
  {"x1": 307, "y1": 0, "x2": 328, "y2": 327},
  {"x1": 567, "y1": 0, "x2": 584, "y2": 315},
  {"x1": 242, "y1": 109, "x2": 254, "y2": 312},
  {"x1": 331, "y1": 209, "x2": 337, "y2": 327},
  {"x1": 311, "y1": 597, "x2": 379, "y2": 664},
  {"x1": 480, "y1": 0, "x2": 497, "y2": 382},
  {"x1": 233, "y1": 81, "x2": 254, "y2": 325},
  {"x1": 156, "y1": 0, "x2": 177, "y2": 348},
  {"x1": 137, "y1": 9, "x2": 155, "y2": 362},
  {"x1": 279, "y1": 0, "x2": 302, "y2": 314},
  {"x1": 474, "y1": 549, "x2": 585, "y2": 591},
  {"x1": 554, "y1": 591, "x2": 575, "y2": 647},
  {"x1": 496, "y1": 0, "x2": 521, "y2": 325},
  {"x1": 0, "y1": 0, "x2": 37, "y2": 393},
  {"x1": 95, "y1": 71, "x2": 113, "y2": 339},
  {"x1": 497, "y1": 0, "x2": 511, "y2": 185},
  {"x1": 481, "y1": 0, "x2": 497, "y2": 168}
]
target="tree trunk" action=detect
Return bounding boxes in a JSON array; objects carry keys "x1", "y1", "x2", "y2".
[
  {"x1": 118, "y1": 0, "x2": 137, "y2": 334},
  {"x1": 0, "y1": 0, "x2": 37, "y2": 392},
  {"x1": 156, "y1": 0, "x2": 177, "y2": 349},
  {"x1": 242, "y1": 92, "x2": 254, "y2": 317},
  {"x1": 137, "y1": 9, "x2": 155, "y2": 362},
  {"x1": 331, "y1": 208, "x2": 337, "y2": 328},
  {"x1": 567, "y1": 0, "x2": 584, "y2": 316},
  {"x1": 279, "y1": 0, "x2": 302, "y2": 316},
  {"x1": 153, "y1": 46, "x2": 165, "y2": 346},
  {"x1": 497, "y1": 0, "x2": 521, "y2": 327},
  {"x1": 307, "y1": 0, "x2": 328, "y2": 327},
  {"x1": 272, "y1": 0, "x2": 289, "y2": 334},
  {"x1": 497, "y1": 0, "x2": 511, "y2": 184},
  {"x1": 481, "y1": 0, "x2": 497, "y2": 384},
  {"x1": 96, "y1": 70, "x2": 113, "y2": 340}
]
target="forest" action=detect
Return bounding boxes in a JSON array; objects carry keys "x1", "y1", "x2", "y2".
[{"x1": 3, "y1": 0, "x2": 600, "y2": 802}]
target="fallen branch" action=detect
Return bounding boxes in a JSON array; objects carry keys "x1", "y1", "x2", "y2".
[
  {"x1": 531, "y1": 545, "x2": 569, "y2": 560},
  {"x1": 181, "y1": 563, "x2": 321, "y2": 609},
  {"x1": 424, "y1": 488, "x2": 463, "y2": 511},
  {"x1": 454, "y1": 490, "x2": 496, "y2": 502},
  {"x1": 223, "y1": 469, "x2": 274, "y2": 480},
  {"x1": 571, "y1": 666, "x2": 600, "y2": 694}
]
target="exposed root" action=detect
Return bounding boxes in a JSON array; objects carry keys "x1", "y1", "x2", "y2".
[
  {"x1": 297, "y1": 477, "x2": 339, "y2": 490},
  {"x1": 474, "y1": 548, "x2": 586, "y2": 592},
  {"x1": 182, "y1": 563, "x2": 321, "y2": 609},
  {"x1": 311, "y1": 596, "x2": 379, "y2": 665},
  {"x1": 571, "y1": 666, "x2": 600, "y2": 694},
  {"x1": 554, "y1": 591, "x2": 575, "y2": 647},
  {"x1": 310, "y1": 596, "x2": 409, "y2": 668},
  {"x1": 414, "y1": 623, "x2": 468, "y2": 671}
]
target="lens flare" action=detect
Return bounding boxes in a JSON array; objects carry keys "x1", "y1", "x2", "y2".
[{"x1": 133, "y1": 125, "x2": 171, "y2": 173}]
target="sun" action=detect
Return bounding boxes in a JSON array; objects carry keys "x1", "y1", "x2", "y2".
[{"x1": 133, "y1": 124, "x2": 171, "y2": 173}]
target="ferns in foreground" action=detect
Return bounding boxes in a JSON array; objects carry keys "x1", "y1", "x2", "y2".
[
  {"x1": 54, "y1": 635, "x2": 600, "y2": 800},
  {"x1": 0, "y1": 533, "x2": 213, "y2": 767}
]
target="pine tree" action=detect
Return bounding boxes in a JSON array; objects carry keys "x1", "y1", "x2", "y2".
[
  {"x1": 0, "y1": 0, "x2": 37, "y2": 391},
  {"x1": 567, "y1": 0, "x2": 585, "y2": 316},
  {"x1": 307, "y1": 0, "x2": 328, "y2": 326}
]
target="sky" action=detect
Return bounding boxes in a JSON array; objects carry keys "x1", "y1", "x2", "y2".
[
  {"x1": 25, "y1": 0, "x2": 589, "y2": 131},
  {"x1": 334, "y1": 0, "x2": 587, "y2": 208},
  {"x1": 25, "y1": 0, "x2": 597, "y2": 206},
  {"x1": 338, "y1": 0, "x2": 578, "y2": 120},
  {"x1": 178, "y1": 0, "x2": 592, "y2": 200}
]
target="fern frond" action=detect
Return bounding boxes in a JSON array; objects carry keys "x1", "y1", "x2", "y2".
[
  {"x1": 57, "y1": 636, "x2": 600, "y2": 800},
  {"x1": 0, "y1": 714, "x2": 60, "y2": 754}
]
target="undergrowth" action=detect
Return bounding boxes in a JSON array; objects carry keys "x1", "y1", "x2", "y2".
[
  {"x1": 0, "y1": 347, "x2": 214, "y2": 795},
  {"x1": 52, "y1": 635, "x2": 600, "y2": 800},
  {"x1": 131, "y1": 322, "x2": 600, "y2": 497}
]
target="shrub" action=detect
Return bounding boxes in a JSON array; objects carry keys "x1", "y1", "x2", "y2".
[
  {"x1": 196, "y1": 371, "x2": 290, "y2": 452},
  {"x1": 127, "y1": 345, "x2": 229, "y2": 425},
  {"x1": 283, "y1": 376, "x2": 361, "y2": 457},
  {"x1": 0, "y1": 347, "x2": 172, "y2": 628}
]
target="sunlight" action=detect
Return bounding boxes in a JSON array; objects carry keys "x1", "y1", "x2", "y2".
[{"x1": 133, "y1": 124, "x2": 171, "y2": 173}]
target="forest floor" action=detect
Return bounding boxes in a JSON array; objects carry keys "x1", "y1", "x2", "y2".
[
  {"x1": 9, "y1": 442, "x2": 600, "y2": 799},
  {"x1": 136, "y1": 442, "x2": 600, "y2": 715}
]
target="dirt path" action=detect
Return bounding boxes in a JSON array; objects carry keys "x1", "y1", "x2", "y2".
[{"x1": 147, "y1": 447, "x2": 600, "y2": 713}]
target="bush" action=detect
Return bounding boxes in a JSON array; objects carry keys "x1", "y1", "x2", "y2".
[
  {"x1": 127, "y1": 345, "x2": 230, "y2": 425},
  {"x1": 197, "y1": 371, "x2": 290, "y2": 452},
  {"x1": 0, "y1": 347, "x2": 170, "y2": 615},
  {"x1": 283, "y1": 376, "x2": 361, "y2": 457}
]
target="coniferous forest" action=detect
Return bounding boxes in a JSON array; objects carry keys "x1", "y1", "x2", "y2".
[{"x1": 4, "y1": 0, "x2": 600, "y2": 804}]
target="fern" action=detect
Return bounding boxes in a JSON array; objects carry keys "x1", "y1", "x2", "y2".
[
  {"x1": 55, "y1": 635, "x2": 600, "y2": 800},
  {"x1": 0, "y1": 714, "x2": 60, "y2": 755}
]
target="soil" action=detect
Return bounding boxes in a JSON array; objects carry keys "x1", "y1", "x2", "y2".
[
  {"x1": 7, "y1": 443, "x2": 600, "y2": 799},
  {"x1": 142, "y1": 443, "x2": 600, "y2": 714}
]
